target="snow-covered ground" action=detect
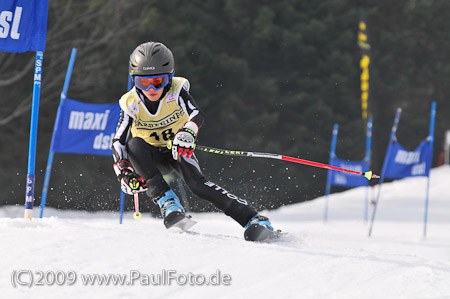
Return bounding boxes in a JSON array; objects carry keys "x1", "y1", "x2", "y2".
[{"x1": 1, "y1": 166, "x2": 450, "y2": 299}]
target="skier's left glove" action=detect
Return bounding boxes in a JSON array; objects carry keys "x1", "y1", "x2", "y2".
[
  {"x1": 168, "y1": 121, "x2": 199, "y2": 161},
  {"x1": 113, "y1": 159, "x2": 148, "y2": 195}
]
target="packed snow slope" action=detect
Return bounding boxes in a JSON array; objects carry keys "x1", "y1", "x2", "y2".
[{"x1": 1, "y1": 166, "x2": 450, "y2": 299}]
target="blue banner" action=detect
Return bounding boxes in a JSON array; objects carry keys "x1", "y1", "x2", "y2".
[
  {"x1": 0, "y1": 0, "x2": 48, "y2": 53},
  {"x1": 52, "y1": 99, "x2": 120, "y2": 156},
  {"x1": 329, "y1": 157, "x2": 369, "y2": 187},
  {"x1": 383, "y1": 140, "x2": 432, "y2": 179}
]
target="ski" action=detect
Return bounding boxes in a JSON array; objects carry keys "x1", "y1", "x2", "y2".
[
  {"x1": 244, "y1": 224, "x2": 285, "y2": 242},
  {"x1": 164, "y1": 211, "x2": 197, "y2": 232}
]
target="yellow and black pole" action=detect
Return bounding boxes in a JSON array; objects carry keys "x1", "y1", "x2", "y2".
[{"x1": 358, "y1": 8, "x2": 372, "y2": 121}]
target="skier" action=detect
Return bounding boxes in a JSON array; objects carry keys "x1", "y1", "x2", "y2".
[{"x1": 112, "y1": 41, "x2": 276, "y2": 240}]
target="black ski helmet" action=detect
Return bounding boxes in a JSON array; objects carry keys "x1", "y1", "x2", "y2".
[{"x1": 129, "y1": 42, "x2": 175, "y2": 77}]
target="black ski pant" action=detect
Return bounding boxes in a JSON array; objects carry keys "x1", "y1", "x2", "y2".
[{"x1": 126, "y1": 137, "x2": 257, "y2": 227}]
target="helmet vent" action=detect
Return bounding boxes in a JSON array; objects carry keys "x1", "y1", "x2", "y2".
[
  {"x1": 138, "y1": 49, "x2": 145, "y2": 56},
  {"x1": 152, "y1": 48, "x2": 161, "y2": 55},
  {"x1": 162, "y1": 62, "x2": 169, "y2": 66}
]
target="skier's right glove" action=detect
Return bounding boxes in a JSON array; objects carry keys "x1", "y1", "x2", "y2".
[
  {"x1": 168, "y1": 121, "x2": 199, "y2": 161},
  {"x1": 113, "y1": 160, "x2": 148, "y2": 195}
]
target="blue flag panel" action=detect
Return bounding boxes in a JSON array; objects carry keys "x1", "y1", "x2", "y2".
[
  {"x1": 0, "y1": 0, "x2": 48, "y2": 53},
  {"x1": 52, "y1": 99, "x2": 120, "y2": 156},
  {"x1": 383, "y1": 141, "x2": 431, "y2": 179},
  {"x1": 329, "y1": 158, "x2": 369, "y2": 187}
]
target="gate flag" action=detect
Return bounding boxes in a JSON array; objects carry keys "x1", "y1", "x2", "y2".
[
  {"x1": 383, "y1": 140, "x2": 432, "y2": 179},
  {"x1": 52, "y1": 98, "x2": 120, "y2": 156},
  {"x1": 1, "y1": 0, "x2": 50, "y2": 218},
  {"x1": 323, "y1": 120, "x2": 372, "y2": 222},
  {"x1": 368, "y1": 102, "x2": 436, "y2": 237},
  {"x1": 0, "y1": 0, "x2": 48, "y2": 53}
]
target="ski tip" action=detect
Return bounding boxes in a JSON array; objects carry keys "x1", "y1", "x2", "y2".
[
  {"x1": 244, "y1": 224, "x2": 284, "y2": 242},
  {"x1": 164, "y1": 212, "x2": 197, "y2": 232}
]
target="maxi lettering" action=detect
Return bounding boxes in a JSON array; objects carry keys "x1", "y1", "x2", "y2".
[
  {"x1": 337, "y1": 163, "x2": 363, "y2": 173},
  {"x1": 394, "y1": 149, "x2": 421, "y2": 165},
  {"x1": 0, "y1": 7, "x2": 22, "y2": 39},
  {"x1": 68, "y1": 110, "x2": 110, "y2": 130},
  {"x1": 67, "y1": 109, "x2": 114, "y2": 152}
]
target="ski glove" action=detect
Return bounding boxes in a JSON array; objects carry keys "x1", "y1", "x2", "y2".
[
  {"x1": 169, "y1": 121, "x2": 199, "y2": 161},
  {"x1": 113, "y1": 160, "x2": 148, "y2": 195}
]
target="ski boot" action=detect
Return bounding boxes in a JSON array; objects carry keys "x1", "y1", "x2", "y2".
[
  {"x1": 244, "y1": 214, "x2": 282, "y2": 241},
  {"x1": 155, "y1": 190, "x2": 196, "y2": 231}
]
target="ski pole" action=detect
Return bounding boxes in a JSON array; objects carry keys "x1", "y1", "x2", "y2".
[
  {"x1": 196, "y1": 145, "x2": 380, "y2": 180},
  {"x1": 133, "y1": 192, "x2": 142, "y2": 220},
  {"x1": 128, "y1": 177, "x2": 144, "y2": 220}
]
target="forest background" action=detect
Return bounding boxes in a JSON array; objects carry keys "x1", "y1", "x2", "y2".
[{"x1": 1, "y1": 0, "x2": 448, "y2": 213}]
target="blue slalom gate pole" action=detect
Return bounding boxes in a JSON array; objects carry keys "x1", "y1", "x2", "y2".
[
  {"x1": 119, "y1": 191, "x2": 125, "y2": 224},
  {"x1": 324, "y1": 124, "x2": 338, "y2": 222},
  {"x1": 24, "y1": 52, "x2": 44, "y2": 219},
  {"x1": 368, "y1": 108, "x2": 402, "y2": 236},
  {"x1": 423, "y1": 102, "x2": 436, "y2": 237},
  {"x1": 40, "y1": 48, "x2": 77, "y2": 218},
  {"x1": 364, "y1": 118, "x2": 373, "y2": 222},
  {"x1": 119, "y1": 75, "x2": 134, "y2": 223}
]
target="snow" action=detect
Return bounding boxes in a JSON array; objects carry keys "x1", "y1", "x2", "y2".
[{"x1": 1, "y1": 165, "x2": 450, "y2": 299}]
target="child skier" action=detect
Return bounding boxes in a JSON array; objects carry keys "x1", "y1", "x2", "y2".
[{"x1": 112, "y1": 41, "x2": 276, "y2": 240}]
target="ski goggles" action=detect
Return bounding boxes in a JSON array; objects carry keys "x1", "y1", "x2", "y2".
[{"x1": 134, "y1": 74, "x2": 172, "y2": 91}]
